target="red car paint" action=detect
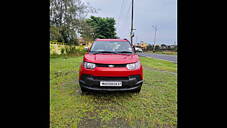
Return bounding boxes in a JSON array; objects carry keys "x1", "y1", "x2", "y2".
[
  {"x1": 80, "y1": 54, "x2": 143, "y2": 77},
  {"x1": 83, "y1": 54, "x2": 138, "y2": 64},
  {"x1": 79, "y1": 39, "x2": 143, "y2": 92}
]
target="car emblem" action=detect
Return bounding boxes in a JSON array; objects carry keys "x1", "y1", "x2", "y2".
[{"x1": 108, "y1": 65, "x2": 114, "y2": 67}]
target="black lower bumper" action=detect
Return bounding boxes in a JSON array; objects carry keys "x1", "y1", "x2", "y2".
[{"x1": 79, "y1": 74, "x2": 143, "y2": 91}]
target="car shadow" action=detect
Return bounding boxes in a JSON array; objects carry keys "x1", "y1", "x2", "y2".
[{"x1": 80, "y1": 90, "x2": 138, "y2": 98}]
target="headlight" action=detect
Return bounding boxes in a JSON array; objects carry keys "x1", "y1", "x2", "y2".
[
  {"x1": 83, "y1": 62, "x2": 96, "y2": 69},
  {"x1": 126, "y1": 61, "x2": 141, "y2": 70}
]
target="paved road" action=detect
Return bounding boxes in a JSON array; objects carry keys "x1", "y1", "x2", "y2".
[{"x1": 137, "y1": 53, "x2": 177, "y2": 63}]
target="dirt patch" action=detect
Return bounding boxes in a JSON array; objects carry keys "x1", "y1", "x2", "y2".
[
  {"x1": 78, "y1": 116, "x2": 132, "y2": 128},
  {"x1": 103, "y1": 117, "x2": 132, "y2": 128},
  {"x1": 78, "y1": 118, "x2": 101, "y2": 128},
  {"x1": 78, "y1": 111, "x2": 101, "y2": 128}
]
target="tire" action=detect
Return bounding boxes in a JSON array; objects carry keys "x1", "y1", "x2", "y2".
[
  {"x1": 132, "y1": 86, "x2": 141, "y2": 93},
  {"x1": 80, "y1": 83, "x2": 88, "y2": 93},
  {"x1": 80, "y1": 87, "x2": 87, "y2": 92}
]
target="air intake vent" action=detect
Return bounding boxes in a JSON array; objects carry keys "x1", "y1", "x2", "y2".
[
  {"x1": 96, "y1": 64, "x2": 126, "y2": 67},
  {"x1": 93, "y1": 76, "x2": 129, "y2": 80}
]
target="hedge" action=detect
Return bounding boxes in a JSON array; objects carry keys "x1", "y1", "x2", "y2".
[{"x1": 50, "y1": 41, "x2": 86, "y2": 56}]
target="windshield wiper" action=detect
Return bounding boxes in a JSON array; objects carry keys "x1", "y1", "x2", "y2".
[
  {"x1": 116, "y1": 51, "x2": 133, "y2": 53},
  {"x1": 92, "y1": 51, "x2": 117, "y2": 54}
]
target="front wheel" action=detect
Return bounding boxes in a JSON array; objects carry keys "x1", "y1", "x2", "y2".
[
  {"x1": 132, "y1": 86, "x2": 141, "y2": 93},
  {"x1": 80, "y1": 84, "x2": 88, "y2": 93},
  {"x1": 80, "y1": 87, "x2": 87, "y2": 92}
]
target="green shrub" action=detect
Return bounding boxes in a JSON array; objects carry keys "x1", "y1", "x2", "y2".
[{"x1": 50, "y1": 41, "x2": 86, "y2": 56}]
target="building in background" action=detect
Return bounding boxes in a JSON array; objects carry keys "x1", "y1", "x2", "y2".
[
  {"x1": 133, "y1": 41, "x2": 149, "y2": 50},
  {"x1": 78, "y1": 37, "x2": 93, "y2": 48}
]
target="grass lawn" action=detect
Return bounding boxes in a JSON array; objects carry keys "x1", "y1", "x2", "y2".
[
  {"x1": 140, "y1": 57, "x2": 177, "y2": 73},
  {"x1": 50, "y1": 55, "x2": 177, "y2": 128}
]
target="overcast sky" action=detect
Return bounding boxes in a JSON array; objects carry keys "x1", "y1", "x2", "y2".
[{"x1": 84, "y1": 0, "x2": 176, "y2": 45}]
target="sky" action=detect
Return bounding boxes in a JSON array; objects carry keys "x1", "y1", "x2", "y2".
[{"x1": 83, "y1": 0, "x2": 177, "y2": 45}]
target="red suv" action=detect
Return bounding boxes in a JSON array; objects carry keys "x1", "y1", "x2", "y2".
[{"x1": 79, "y1": 39, "x2": 143, "y2": 93}]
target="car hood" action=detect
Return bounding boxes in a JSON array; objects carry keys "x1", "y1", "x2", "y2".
[{"x1": 83, "y1": 53, "x2": 139, "y2": 64}]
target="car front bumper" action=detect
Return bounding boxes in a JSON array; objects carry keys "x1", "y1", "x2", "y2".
[{"x1": 79, "y1": 74, "x2": 143, "y2": 91}]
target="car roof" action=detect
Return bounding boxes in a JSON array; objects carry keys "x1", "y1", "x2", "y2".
[{"x1": 95, "y1": 39, "x2": 129, "y2": 42}]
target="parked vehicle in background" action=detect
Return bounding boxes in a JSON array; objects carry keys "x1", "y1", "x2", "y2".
[
  {"x1": 79, "y1": 39, "x2": 143, "y2": 93},
  {"x1": 135, "y1": 47, "x2": 143, "y2": 53}
]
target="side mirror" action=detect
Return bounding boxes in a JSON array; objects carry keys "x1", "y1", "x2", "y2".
[
  {"x1": 84, "y1": 46, "x2": 88, "y2": 50},
  {"x1": 84, "y1": 47, "x2": 90, "y2": 52}
]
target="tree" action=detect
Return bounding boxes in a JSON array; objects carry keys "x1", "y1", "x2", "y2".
[
  {"x1": 50, "y1": 0, "x2": 96, "y2": 44},
  {"x1": 147, "y1": 44, "x2": 154, "y2": 51},
  {"x1": 78, "y1": 20, "x2": 95, "y2": 45},
  {"x1": 155, "y1": 45, "x2": 160, "y2": 51},
  {"x1": 81, "y1": 16, "x2": 117, "y2": 40}
]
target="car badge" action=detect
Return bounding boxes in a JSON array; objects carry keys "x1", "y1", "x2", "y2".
[{"x1": 108, "y1": 65, "x2": 114, "y2": 67}]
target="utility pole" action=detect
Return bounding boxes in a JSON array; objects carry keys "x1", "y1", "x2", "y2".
[
  {"x1": 130, "y1": 0, "x2": 135, "y2": 45},
  {"x1": 152, "y1": 25, "x2": 157, "y2": 52}
]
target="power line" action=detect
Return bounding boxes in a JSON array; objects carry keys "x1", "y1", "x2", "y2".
[
  {"x1": 116, "y1": 0, "x2": 125, "y2": 38},
  {"x1": 116, "y1": 0, "x2": 132, "y2": 39},
  {"x1": 117, "y1": 0, "x2": 131, "y2": 39},
  {"x1": 152, "y1": 25, "x2": 158, "y2": 52},
  {"x1": 120, "y1": 1, "x2": 132, "y2": 39},
  {"x1": 117, "y1": 0, "x2": 125, "y2": 22},
  {"x1": 126, "y1": 1, "x2": 132, "y2": 18},
  {"x1": 125, "y1": 2, "x2": 132, "y2": 38}
]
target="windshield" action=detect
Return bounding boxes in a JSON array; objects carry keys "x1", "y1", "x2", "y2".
[{"x1": 90, "y1": 41, "x2": 133, "y2": 54}]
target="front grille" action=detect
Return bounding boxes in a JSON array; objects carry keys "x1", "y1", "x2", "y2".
[
  {"x1": 96, "y1": 64, "x2": 126, "y2": 67},
  {"x1": 93, "y1": 76, "x2": 129, "y2": 80},
  {"x1": 81, "y1": 74, "x2": 141, "y2": 81}
]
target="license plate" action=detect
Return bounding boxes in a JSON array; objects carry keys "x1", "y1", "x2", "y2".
[{"x1": 100, "y1": 81, "x2": 122, "y2": 86}]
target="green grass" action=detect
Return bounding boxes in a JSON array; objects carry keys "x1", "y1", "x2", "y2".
[
  {"x1": 50, "y1": 56, "x2": 177, "y2": 128},
  {"x1": 140, "y1": 57, "x2": 177, "y2": 73},
  {"x1": 145, "y1": 51, "x2": 177, "y2": 55}
]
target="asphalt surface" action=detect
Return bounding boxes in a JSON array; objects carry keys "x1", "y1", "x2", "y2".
[{"x1": 137, "y1": 53, "x2": 177, "y2": 63}]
